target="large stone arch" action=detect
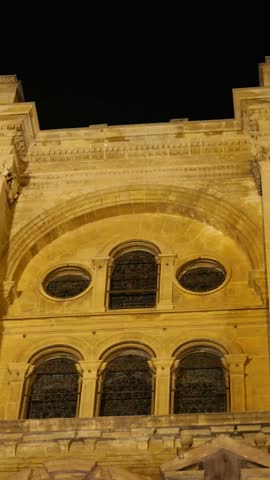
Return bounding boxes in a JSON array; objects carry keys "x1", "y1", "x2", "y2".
[{"x1": 6, "y1": 185, "x2": 263, "y2": 284}]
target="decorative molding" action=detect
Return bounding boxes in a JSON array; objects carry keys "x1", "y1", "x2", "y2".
[
  {"x1": 28, "y1": 136, "x2": 250, "y2": 159},
  {"x1": 21, "y1": 164, "x2": 251, "y2": 189}
]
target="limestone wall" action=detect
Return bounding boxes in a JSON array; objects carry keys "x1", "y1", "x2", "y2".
[{"x1": 1, "y1": 60, "x2": 270, "y2": 479}]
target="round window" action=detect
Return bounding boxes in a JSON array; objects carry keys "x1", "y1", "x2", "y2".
[
  {"x1": 177, "y1": 259, "x2": 226, "y2": 293},
  {"x1": 43, "y1": 266, "x2": 91, "y2": 299}
]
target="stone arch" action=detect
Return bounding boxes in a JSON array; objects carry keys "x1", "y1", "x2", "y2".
[
  {"x1": 170, "y1": 337, "x2": 243, "y2": 359},
  {"x1": 109, "y1": 239, "x2": 161, "y2": 257},
  {"x1": 171, "y1": 338, "x2": 232, "y2": 415},
  {"x1": 99, "y1": 341, "x2": 156, "y2": 362},
  {"x1": 91, "y1": 331, "x2": 161, "y2": 360},
  {"x1": 97, "y1": 341, "x2": 155, "y2": 417},
  {"x1": 5, "y1": 185, "x2": 263, "y2": 284}
]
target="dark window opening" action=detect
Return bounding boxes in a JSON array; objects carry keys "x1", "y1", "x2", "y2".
[
  {"x1": 178, "y1": 259, "x2": 226, "y2": 292},
  {"x1": 173, "y1": 352, "x2": 227, "y2": 414},
  {"x1": 100, "y1": 354, "x2": 152, "y2": 416},
  {"x1": 109, "y1": 250, "x2": 157, "y2": 309},
  {"x1": 43, "y1": 267, "x2": 91, "y2": 299},
  {"x1": 26, "y1": 357, "x2": 79, "y2": 419}
]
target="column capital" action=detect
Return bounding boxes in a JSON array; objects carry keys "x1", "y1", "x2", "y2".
[
  {"x1": 149, "y1": 357, "x2": 177, "y2": 376},
  {"x1": 223, "y1": 354, "x2": 249, "y2": 374},
  {"x1": 8, "y1": 362, "x2": 34, "y2": 381},
  {"x1": 158, "y1": 253, "x2": 177, "y2": 260},
  {"x1": 92, "y1": 257, "x2": 110, "y2": 269},
  {"x1": 76, "y1": 360, "x2": 106, "y2": 379}
]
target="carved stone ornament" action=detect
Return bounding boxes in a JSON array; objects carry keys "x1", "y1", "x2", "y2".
[
  {"x1": 1, "y1": 163, "x2": 20, "y2": 204},
  {"x1": 249, "y1": 145, "x2": 270, "y2": 195},
  {"x1": 249, "y1": 159, "x2": 262, "y2": 195},
  {"x1": 252, "y1": 144, "x2": 270, "y2": 163}
]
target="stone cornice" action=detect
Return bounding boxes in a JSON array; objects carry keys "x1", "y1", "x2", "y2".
[
  {"x1": 33, "y1": 118, "x2": 240, "y2": 142},
  {"x1": 0, "y1": 102, "x2": 39, "y2": 168}
]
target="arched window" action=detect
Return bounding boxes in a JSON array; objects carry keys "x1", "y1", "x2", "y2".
[
  {"x1": 109, "y1": 249, "x2": 158, "y2": 309},
  {"x1": 99, "y1": 352, "x2": 153, "y2": 416},
  {"x1": 24, "y1": 355, "x2": 80, "y2": 419},
  {"x1": 173, "y1": 350, "x2": 227, "y2": 414}
]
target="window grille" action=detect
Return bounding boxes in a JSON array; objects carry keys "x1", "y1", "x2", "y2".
[
  {"x1": 43, "y1": 267, "x2": 91, "y2": 299},
  {"x1": 26, "y1": 357, "x2": 79, "y2": 419},
  {"x1": 173, "y1": 352, "x2": 226, "y2": 413},
  {"x1": 100, "y1": 354, "x2": 152, "y2": 416},
  {"x1": 109, "y1": 250, "x2": 157, "y2": 309}
]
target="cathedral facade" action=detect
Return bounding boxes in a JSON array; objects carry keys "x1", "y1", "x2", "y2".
[{"x1": 1, "y1": 58, "x2": 270, "y2": 479}]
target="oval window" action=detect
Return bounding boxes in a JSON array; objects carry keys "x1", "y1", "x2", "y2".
[
  {"x1": 43, "y1": 266, "x2": 91, "y2": 299},
  {"x1": 177, "y1": 259, "x2": 226, "y2": 293}
]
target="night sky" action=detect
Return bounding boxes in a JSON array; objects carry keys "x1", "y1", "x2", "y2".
[{"x1": 1, "y1": 5, "x2": 268, "y2": 130}]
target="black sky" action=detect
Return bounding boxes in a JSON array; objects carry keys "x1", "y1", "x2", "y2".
[{"x1": 1, "y1": 4, "x2": 269, "y2": 130}]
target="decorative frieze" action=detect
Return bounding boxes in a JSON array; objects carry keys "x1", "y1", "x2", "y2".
[{"x1": 28, "y1": 136, "x2": 250, "y2": 160}]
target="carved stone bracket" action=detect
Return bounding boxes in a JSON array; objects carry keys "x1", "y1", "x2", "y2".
[
  {"x1": 250, "y1": 145, "x2": 270, "y2": 195},
  {"x1": 0, "y1": 281, "x2": 18, "y2": 309},
  {"x1": 1, "y1": 163, "x2": 21, "y2": 204},
  {"x1": 249, "y1": 270, "x2": 267, "y2": 304}
]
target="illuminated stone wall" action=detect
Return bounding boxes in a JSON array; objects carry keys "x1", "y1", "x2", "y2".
[{"x1": 0, "y1": 58, "x2": 270, "y2": 479}]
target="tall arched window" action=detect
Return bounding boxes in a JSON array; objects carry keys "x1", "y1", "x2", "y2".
[
  {"x1": 23, "y1": 354, "x2": 80, "y2": 419},
  {"x1": 99, "y1": 351, "x2": 153, "y2": 416},
  {"x1": 173, "y1": 350, "x2": 227, "y2": 414},
  {"x1": 109, "y1": 248, "x2": 158, "y2": 309}
]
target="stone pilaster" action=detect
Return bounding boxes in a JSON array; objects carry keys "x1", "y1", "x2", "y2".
[
  {"x1": 157, "y1": 254, "x2": 176, "y2": 310},
  {"x1": 91, "y1": 257, "x2": 110, "y2": 312},
  {"x1": 223, "y1": 354, "x2": 248, "y2": 412},
  {"x1": 6, "y1": 363, "x2": 34, "y2": 419},
  {"x1": 150, "y1": 357, "x2": 176, "y2": 415},
  {"x1": 76, "y1": 361, "x2": 106, "y2": 417}
]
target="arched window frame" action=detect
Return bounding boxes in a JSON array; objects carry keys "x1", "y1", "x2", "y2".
[
  {"x1": 106, "y1": 241, "x2": 160, "y2": 310},
  {"x1": 96, "y1": 344, "x2": 156, "y2": 417},
  {"x1": 171, "y1": 346, "x2": 230, "y2": 414},
  {"x1": 20, "y1": 347, "x2": 83, "y2": 419}
]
